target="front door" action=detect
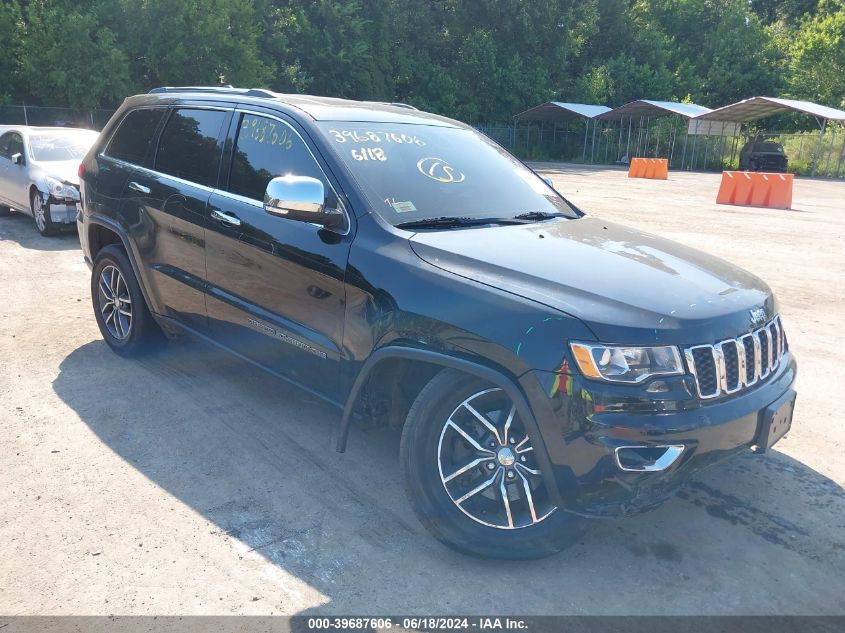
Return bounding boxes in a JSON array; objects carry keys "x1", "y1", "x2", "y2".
[{"x1": 204, "y1": 110, "x2": 352, "y2": 401}]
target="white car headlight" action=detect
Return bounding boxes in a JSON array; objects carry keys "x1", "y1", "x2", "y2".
[
  {"x1": 44, "y1": 176, "x2": 78, "y2": 200},
  {"x1": 570, "y1": 342, "x2": 684, "y2": 384}
]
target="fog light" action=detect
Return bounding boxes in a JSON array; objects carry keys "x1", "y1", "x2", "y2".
[
  {"x1": 646, "y1": 380, "x2": 670, "y2": 393},
  {"x1": 614, "y1": 445, "x2": 685, "y2": 472}
]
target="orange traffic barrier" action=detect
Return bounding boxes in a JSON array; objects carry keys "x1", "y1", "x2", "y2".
[
  {"x1": 716, "y1": 171, "x2": 793, "y2": 210},
  {"x1": 628, "y1": 158, "x2": 668, "y2": 180}
]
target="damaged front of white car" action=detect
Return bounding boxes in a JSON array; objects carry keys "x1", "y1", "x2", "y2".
[{"x1": 0, "y1": 127, "x2": 99, "y2": 236}]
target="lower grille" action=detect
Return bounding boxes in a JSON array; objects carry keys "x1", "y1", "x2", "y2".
[{"x1": 684, "y1": 316, "x2": 786, "y2": 400}]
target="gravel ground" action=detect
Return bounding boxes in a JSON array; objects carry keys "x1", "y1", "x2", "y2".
[{"x1": 0, "y1": 165, "x2": 843, "y2": 615}]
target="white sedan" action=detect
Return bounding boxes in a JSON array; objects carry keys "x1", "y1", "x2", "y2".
[{"x1": 0, "y1": 126, "x2": 99, "y2": 236}]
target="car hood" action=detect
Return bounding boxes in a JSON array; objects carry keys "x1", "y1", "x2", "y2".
[
  {"x1": 409, "y1": 217, "x2": 776, "y2": 345},
  {"x1": 33, "y1": 160, "x2": 80, "y2": 185}
]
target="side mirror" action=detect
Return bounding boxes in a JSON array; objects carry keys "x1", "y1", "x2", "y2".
[
  {"x1": 541, "y1": 176, "x2": 553, "y2": 188},
  {"x1": 11, "y1": 153, "x2": 23, "y2": 166},
  {"x1": 263, "y1": 175, "x2": 345, "y2": 230}
]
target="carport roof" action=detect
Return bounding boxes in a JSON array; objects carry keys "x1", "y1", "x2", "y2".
[
  {"x1": 694, "y1": 96, "x2": 845, "y2": 123},
  {"x1": 514, "y1": 102, "x2": 612, "y2": 122},
  {"x1": 597, "y1": 100, "x2": 712, "y2": 120}
]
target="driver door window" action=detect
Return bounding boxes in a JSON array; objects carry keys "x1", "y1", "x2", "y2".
[
  {"x1": 227, "y1": 113, "x2": 336, "y2": 207},
  {"x1": 0, "y1": 133, "x2": 23, "y2": 160}
]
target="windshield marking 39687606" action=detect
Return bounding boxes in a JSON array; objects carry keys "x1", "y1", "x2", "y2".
[{"x1": 319, "y1": 122, "x2": 577, "y2": 227}]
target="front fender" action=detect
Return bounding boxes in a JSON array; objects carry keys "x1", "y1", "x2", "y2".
[{"x1": 336, "y1": 344, "x2": 563, "y2": 507}]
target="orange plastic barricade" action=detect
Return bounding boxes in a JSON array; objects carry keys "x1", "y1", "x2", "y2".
[
  {"x1": 716, "y1": 171, "x2": 793, "y2": 210},
  {"x1": 628, "y1": 158, "x2": 668, "y2": 180}
]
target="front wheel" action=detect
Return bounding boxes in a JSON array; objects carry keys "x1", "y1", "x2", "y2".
[
  {"x1": 31, "y1": 189, "x2": 56, "y2": 236},
  {"x1": 400, "y1": 369, "x2": 583, "y2": 559}
]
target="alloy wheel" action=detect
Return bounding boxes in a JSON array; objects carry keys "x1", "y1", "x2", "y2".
[
  {"x1": 32, "y1": 195, "x2": 46, "y2": 232},
  {"x1": 437, "y1": 388, "x2": 556, "y2": 530},
  {"x1": 98, "y1": 265, "x2": 133, "y2": 340}
]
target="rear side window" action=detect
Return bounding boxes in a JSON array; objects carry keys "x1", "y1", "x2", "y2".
[
  {"x1": 106, "y1": 108, "x2": 165, "y2": 165},
  {"x1": 228, "y1": 113, "x2": 331, "y2": 202},
  {"x1": 155, "y1": 108, "x2": 227, "y2": 187}
]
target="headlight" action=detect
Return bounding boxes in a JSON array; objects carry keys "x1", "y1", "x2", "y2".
[
  {"x1": 570, "y1": 342, "x2": 684, "y2": 384},
  {"x1": 44, "y1": 176, "x2": 78, "y2": 200}
]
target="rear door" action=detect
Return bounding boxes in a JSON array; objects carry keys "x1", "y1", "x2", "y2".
[
  {"x1": 204, "y1": 108, "x2": 352, "y2": 400},
  {"x1": 92, "y1": 107, "x2": 167, "y2": 219},
  {"x1": 118, "y1": 106, "x2": 231, "y2": 331}
]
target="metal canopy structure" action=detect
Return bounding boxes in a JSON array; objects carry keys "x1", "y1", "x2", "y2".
[
  {"x1": 513, "y1": 102, "x2": 612, "y2": 161},
  {"x1": 695, "y1": 97, "x2": 845, "y2": 175},
  {"x1": 592, "y1": 101, "x2": 712, "y2": 168},
  {"x1": 695, "y1": 96, "x2": 845, "y2": 125},
  {"x1": 597, "y1": 100, "x2": 712, "y2": 121},
  {"x1": 514, "y1": 101, "x2": 611, "y2": 122}
]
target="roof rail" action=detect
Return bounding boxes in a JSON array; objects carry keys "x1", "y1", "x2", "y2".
[
  {"x1": 389, "y1": 102, "x2": 418, "y2": 110},
  {"x1": 148, "y1": 86, "x2": 277, "y2": 98}
]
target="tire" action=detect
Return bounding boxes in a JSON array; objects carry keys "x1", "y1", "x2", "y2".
[
  {"x1": 0, "y1": 205, "x2": 11, "y2": 217},
  {"x1": 400, "y1": 369, "x2": 584, "y2": 559},
  {"x1": 91, "y1": 244, "x2": 162, "y2": 357},
  {"x1": 31, "y1": 189, "x2": 57, "y2": 236}
]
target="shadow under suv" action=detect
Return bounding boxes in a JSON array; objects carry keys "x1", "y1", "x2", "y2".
[{"x1": 77, "y1": 87, "x2": 797, "y2": 559}]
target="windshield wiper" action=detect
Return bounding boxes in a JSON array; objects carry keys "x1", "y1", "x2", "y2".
[
  {"x1": 395, "y1": 216, "x2": 527, "y2": 229},
  {"x1": 512, "y1": 211, "x2": 568, "y2": 221}
]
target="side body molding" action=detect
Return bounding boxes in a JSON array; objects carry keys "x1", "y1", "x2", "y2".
[{"x1": 337, "y1": 345, "x2": 562, "y2": 506}]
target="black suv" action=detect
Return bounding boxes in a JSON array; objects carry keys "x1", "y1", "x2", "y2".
[
  {"x1": 739, "y1": 139, "x2": 789, "y2": 172},
  {"x1": 78, "y1": 87, "x2": 797, "y2": 559}
]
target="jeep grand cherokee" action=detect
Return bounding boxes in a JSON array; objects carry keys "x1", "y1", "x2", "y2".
[{"x1": 77, "y1": 87, "x2": 797, "y2": 559}]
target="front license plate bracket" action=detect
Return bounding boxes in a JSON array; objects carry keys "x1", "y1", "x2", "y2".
[{"x1": 756, "y1": 389, "x2": 796, "y2": 453}]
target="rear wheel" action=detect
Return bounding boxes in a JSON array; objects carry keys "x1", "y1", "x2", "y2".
[
  {"x1": 400, "y1": 369, "x2": 583, "y2": 559},
  {"x1": 92, "y1": 245, "x2": 162, "y2": 357},
  {"x1": 31, "y1": 189, "x2": 56, "y2": 236}
]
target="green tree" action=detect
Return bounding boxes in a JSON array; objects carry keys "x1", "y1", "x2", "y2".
[
  {"x1": 787, "y1": 0, "x2": 845, "y2": 106},
  {"x1": 19, "y1": 0, "x2": 130, "y2": 108},
  {"x1": 107, "y1": 0, "x2": 272, "y2": 90},
  {"x1": 276, "y1": 0, "x2": 379, "y2": 99},
  {"x1": 702, "y1": 4, "x2": 783, "y2": 104},
  {"x1": 751, "y1": 0, "x2": 819, "y2": 25},
  {"x1": 0, "y1": 1, "x2": 24, "y2": 103}
]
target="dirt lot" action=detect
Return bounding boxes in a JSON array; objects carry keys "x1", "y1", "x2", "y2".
[{"x1": 1, "y1": 165, "x2": 844, "y2": 616}]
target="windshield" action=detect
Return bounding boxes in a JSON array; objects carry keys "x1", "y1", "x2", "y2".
[
  {"x1": 753, "y1": 142, "x2": 784, "y2": 153},
  {"x1": 29, "y1": 131, "x2": 97, "y2": 162},
  {"x1": 317, "y1": 122, "x2": 578, "y2": 225}
]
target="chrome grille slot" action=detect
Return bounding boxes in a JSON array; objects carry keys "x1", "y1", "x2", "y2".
[
  {"x1": 685, "y1": 316, "x2": 786, "y2": 400},
  {"x1": 757, "y1": 328, "x2": 771, "y2": 378},
  {"x1": 719, "y1": 340, "x2": 742, "y2": 393},
  {"x1": 741, "y1": 334, "x2": 757, "y2": 386},
  {"x1": 769, "y1": 322, "x2": 780, "y2": 366}
]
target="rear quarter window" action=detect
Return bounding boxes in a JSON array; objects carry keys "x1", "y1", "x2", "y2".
[
  {"x1": 105, "y1": 108, "x2": 167, "y2": 166},
  {"x1": 106, "y1": 108, "x2": 166, "y2": 166}
]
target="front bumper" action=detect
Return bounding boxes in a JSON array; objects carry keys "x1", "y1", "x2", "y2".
[
  {"x1": 46, "y1": 201, "x2": 79, "y2": 225},
  {"x1": 521, "y1": 352, "x2": 797, "y2": 517}
]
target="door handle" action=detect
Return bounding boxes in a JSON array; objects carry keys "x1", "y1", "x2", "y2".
[
  {"x1": 211, "y1": 209, "x2": 242, "y2": 227},
  {"x1": 127, "y1": 181, "x2": 151, "y2": 195}
]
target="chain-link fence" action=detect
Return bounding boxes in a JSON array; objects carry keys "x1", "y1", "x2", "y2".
[
  {"x1": 3, "y1": 105, "x2": 841, "y2": 177},
  {"x1": 478, "y1": 120, "x2": 845, "y2": 178},
  {"x1": 0, "y1": 105, "x2": 116, "y2": 130}
]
